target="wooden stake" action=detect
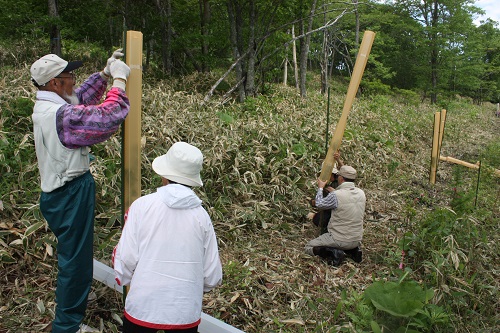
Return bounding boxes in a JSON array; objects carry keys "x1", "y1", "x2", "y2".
[
  {"x1": 319, "y1": 31, "x2": 375, "y2": 181},
  {"x1": 437, "y1": 108, "x2": 446, "y2": 163},
  {"x1": 429, "y1": 111, "x2": 440, "y2": 184},
  {"x1": 438, "y1": 109, "x2": 446, "y2": 152},
  {"x1": 123, "y1": 31, "x2": 143, "y2": 211},
  {"x1": 439, "y1": 155, "x2": 500, "y2": 177},
  {"x1": 120, "y1": 30, "x2": 143, "y2": 298},
  {"x1": 439, "y1": 155, "x2": 479, "y2": 170}
]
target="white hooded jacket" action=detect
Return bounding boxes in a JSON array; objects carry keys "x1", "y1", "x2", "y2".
[{"x1": 113, "y1": 184, "x2": 222, "y2": 329}]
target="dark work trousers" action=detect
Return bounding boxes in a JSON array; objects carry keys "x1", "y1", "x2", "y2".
[
  {"x1": 40, "y1": 171, "x2": 95, "y2": 333},
  {"x1": 123, "y1": 316, "x2": 199, "y2": 333},
  {"x1": 313, "y1": 209, "x2": 332, "y2": 235},
  {"x1": 312, "y1": 184, "x2": 336, "y2": 235}
]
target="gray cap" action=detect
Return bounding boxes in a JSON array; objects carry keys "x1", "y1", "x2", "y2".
[{"x1": 338, "y1": 165, "x2": 357, "y2": 180}]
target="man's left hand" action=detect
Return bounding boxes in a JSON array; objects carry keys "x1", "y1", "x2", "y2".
[{"x1": 103, "y1": 48, "x2": 124, "y2": 77}]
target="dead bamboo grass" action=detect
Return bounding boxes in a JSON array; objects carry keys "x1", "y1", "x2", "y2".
[{"x1": 1, "y1": 68, "x2": 499, "y2": 332}]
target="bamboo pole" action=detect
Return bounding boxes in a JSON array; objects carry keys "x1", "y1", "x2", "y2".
[
  {"x1": 319, "y1": 30, "x2": 375, "y2": 182},
  {"x1": 439, "y1": 155, "x2": 479, "y2": 170},
  {"x1": 438, "y1": 108, "x2": 446, "y2": 156},
  {"x1": 121, "y1": 31, "x2": 142, "y2": 299},
  {"x1": 123, "y1": 31, "x2": 143, "y2": 210},
  {"x1": 438, "y1": 156, "x2": 500, "y2": 176},
  {"x1": 429, "y1": 111, "x2": 440, "y2": 184}
]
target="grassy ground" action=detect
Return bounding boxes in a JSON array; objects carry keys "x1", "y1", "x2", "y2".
[{"x1": 1, "y1": 64, "x2": 499, "y2": 332}]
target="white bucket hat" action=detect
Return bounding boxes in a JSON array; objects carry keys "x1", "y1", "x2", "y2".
[
  {"x1": 152, "y1": 142, "x2": 203, "y2": 187},
  {"x1": 30, "y1": 54, "x2": 83, "y2": 86}
]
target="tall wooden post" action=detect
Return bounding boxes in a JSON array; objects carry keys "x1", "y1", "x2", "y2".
[
  {"x1": 430, "y1": 111, "x2": 441, "y2": 184},
  {"x1": 123, "y1": 31, "x2": 143, "y2": 211},
  {"x1": 438, "y1": 108, "x2": 447, "y2": 160},
  {"x1": 319, "y1": 31, "x2": 375, "y2": 181}
]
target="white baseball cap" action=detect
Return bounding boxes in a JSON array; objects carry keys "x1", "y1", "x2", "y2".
[
  {"x1": 30, "y1": 54, "x2": 83, "y2": 86},
  {"x1": 152, "y1": 142, "x2": 203, "y2": 187}
]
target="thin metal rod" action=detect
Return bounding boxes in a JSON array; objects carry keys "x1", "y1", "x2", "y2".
[
  {"x1": 475, "y1": 161, "x2": 481, "y2": 207},
  {"x1": 325, "y1": 87, "x2": 330, "y2": 155}
]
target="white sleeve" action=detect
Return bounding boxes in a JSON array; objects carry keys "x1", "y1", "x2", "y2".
[
  {"x1": 113, "y1": 205, "x2": 139, "y2": 286},
  {"x1": 203, "y1": 214, "x2": 223, "y2": 292}
]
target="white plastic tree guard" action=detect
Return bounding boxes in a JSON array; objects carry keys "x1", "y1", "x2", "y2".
[{"x1": 93, "y1": 259, "x2": 245, "y2": 333}]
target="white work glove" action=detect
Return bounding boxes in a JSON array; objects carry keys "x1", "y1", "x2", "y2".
[
  {"x1": 103, "y1": 48, "x2": 124, "y2": 78},
  {"x1": 110, "y1": 60, "x2": 130, "y2": 90}
]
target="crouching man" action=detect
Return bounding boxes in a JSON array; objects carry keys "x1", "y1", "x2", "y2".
[{"x1": 305, "y1": 165, "x2": 365, "y2": 266}]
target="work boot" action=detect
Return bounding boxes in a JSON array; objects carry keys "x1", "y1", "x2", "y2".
[
  {"x1": 344, "y1": 247, "x2": 362, "y2": 263},
  {"x1": 324, "y1": 247, "x2": 345, "y2": 266},
  {"x1": 313, "y1": 246, "x2": 345, "y2": 266}
]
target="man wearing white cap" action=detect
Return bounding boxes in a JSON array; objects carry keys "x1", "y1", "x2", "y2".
[
  {"x1": 305, "y1": 165, "x2": 366, "y2": 266},
  {"x1": 113, "y1": 142, "x2": 223, "y2": 333},
  {"x1": 30, "y1": 50, "x2": 130, "y2": 333}
]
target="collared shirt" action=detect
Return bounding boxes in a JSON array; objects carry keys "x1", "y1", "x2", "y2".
[
  {"x1": 52, "y1": 73, "x2": 130, "y2": 148},
  {"x1": 315, "y1": 187, "x2": 338, "y2": 210}
]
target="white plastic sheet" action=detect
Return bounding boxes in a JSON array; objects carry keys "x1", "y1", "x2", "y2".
[{"x1": 92, "y1": 259, "x2": 245, "y2": 333}]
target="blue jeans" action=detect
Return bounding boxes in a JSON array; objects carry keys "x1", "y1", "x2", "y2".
[{"x1": 40, "y1": 171, "x2": 95, "y2": 333}]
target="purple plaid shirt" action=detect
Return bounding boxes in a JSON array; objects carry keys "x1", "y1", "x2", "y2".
[{"x1": 56, "y1": 73, "x2": 130, "y2": 148}]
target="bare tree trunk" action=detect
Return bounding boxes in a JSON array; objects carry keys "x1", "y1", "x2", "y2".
[
  {"x1": 154, "y1": 0, "x2": 172, "y2": 75},
  {"x1": 292, "y1": 25, "x2": 299, "y2": 89},
  {"x1": 299, "y1": 0, "x2": 318, "y2": 98},
  {"x1": 199, "y1": 0, "x2": 211, "y2": 72},
  {"x1": 166, "y1": 0, "x2": 172, "y2": 74},
  {"x1": 320, "y1": 1, "x2": 328, "y2": 95},
  {"x1": 172, "y1": 29, "x2": 202, "y2": 72},
  {"x1": 48, "y1": 0, "x2": 61, "y2": 55},
  {"x1": 283, "y1": 30, "x2": 289, "y2": 86},
  {"x1": 245, "y1": 0, "x2": 256, "y2": 97},
  {"x1": 430, "y1": 0, "x2": 439, "y2": 104},
  {"x1": 353, "y1": 0, "x2": 359, "y2": 49},
  {"x1": 228, "y1": 0, "x2": 245, "y2": 102},
  {"x1": 329, "y1": 32, "x2": 337, "y2": 77}
]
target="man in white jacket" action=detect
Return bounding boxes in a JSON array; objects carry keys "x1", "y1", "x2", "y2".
[{"x1": 113, "y1": 142, "x2": 223, "y2": 333}]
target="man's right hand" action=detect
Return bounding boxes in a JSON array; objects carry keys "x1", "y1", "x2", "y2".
[
  {"x1": 110, "y1": 60, "x2": 130, "y2": 81},
  {"x1": 317, "y1": 178, "x2": 327, "y2": 189},
  {"x1": 110, "y1": 60, "x2": 131, "y2": 90}
]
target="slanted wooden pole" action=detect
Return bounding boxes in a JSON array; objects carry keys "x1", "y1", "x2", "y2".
[
  {"x1": 123, "y1": 31, "x2": 143, "y2": 211},
  {"x1": 437, "y1": 108, "x2": 446, "y2": 171},
  {"x1": 438, "y1": 109, "x2": 447, "y2": 153},
  {"x1": 429, "y1": 111, "x2": 440, "y2": 184},
  {"x1": 319, "y1": 31, "x2": 375, "y2": 182}
]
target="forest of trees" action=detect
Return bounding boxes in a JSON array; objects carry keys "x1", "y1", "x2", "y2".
[{"x1": 0, "y1": 0, "x2": 499, "y2": 104}]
